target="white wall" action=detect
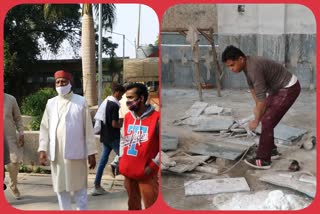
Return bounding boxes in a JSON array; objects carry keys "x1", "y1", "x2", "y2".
[{"x1": 217, "y1": 4, "x2": 316, "y2": 34}]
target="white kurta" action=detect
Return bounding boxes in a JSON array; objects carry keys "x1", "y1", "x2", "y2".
[{"x1": 40, "y1": 92, "x2": 96, "y2": 193}]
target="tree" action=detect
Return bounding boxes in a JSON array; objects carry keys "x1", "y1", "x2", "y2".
[
  {"x1": 81, "y1": 4, "x2": 116, "y2": 106},
  {"x1": 44, "y1": 4, "x2": 116, "y2": 106},
  {"x1": 4, "y1": 4, "x2": 81, "y2": 102}
]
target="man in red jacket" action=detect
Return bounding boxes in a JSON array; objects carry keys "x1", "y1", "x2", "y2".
[{"x1": 119, "y1": 83, "x2": 159, "y2": 210}]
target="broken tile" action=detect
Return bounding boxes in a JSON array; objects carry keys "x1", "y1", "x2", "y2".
[
  {"x1": 256, "y1": 124, "x2": 307, "y2": 142},
  {"x1": 173, "y1": 102, "x2": 208, "y2": 125},
  {"x1": 187, "y1": 138, "x2": 255, "y2": 160},
  {"x1": 161, "y1": 151, "x2": 176, "y2": 170},
  {"x1": 168, "y1": 155, "x2": 210, "y2": 173},
  {"x1": 184, "y1": 177, "x2": 250, "y2": 196},
  {"x1": 162, "y1": 134, "x2": 179, "y2": 151},
  {"x1": 259, "y1": 173, "x2": 315, "y2": 198},
  {"x1": 193, "y1": 116, "x2": 234, "y2": 132},
  {"x1": 204, "y1": 105, "x2": 224, "y2": 115}
]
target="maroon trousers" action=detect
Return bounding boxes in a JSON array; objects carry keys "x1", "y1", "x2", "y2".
[
  {"x1": 124, "y1": 175, "x2": 159, "y2": 210},
  {"x1": 257, "y1": 81, "x2": 301, "y2": 161}
]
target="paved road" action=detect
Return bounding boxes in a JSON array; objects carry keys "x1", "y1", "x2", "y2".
[{"x1": 4, "y1": 172, "x2": 128, "y2": 210}]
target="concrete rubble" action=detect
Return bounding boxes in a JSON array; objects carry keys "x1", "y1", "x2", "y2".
[{"x1": 161, "y1": 99, "x2": 314, "y2": 200}]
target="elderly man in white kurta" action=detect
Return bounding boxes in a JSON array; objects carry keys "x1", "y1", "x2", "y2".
[{"x1": 38, "y1": 70, "x2": 97, "y2": 210}]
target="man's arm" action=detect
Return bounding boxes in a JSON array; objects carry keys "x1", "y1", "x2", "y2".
[
  {"x1": 250, "y1": 89, "x2": 259, "y2": 105},
  {"x1": 249, "y1": 89, "x2": 266, "y2": 130},
  {"x1": 12, "y1": 98, "x2": 24, "y2": 147},
  {"x1": 112, "y1": 119, "x2": 123, "y2": 129},
  {"x1": 38, "y1": 106, "x2": 49, "y2": 165}
]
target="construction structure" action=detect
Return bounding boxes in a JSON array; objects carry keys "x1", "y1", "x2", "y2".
[{"x1": 161, "y1": 4, "x2": 316, "y2": 90}]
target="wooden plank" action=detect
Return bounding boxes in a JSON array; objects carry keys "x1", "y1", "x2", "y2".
[{"x1": 185, "y1": 177, "x2": 250, "y2": 196}]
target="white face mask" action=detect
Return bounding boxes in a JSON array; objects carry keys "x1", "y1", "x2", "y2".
[{"x1": 56, "y1": 83, "x2": 72, "y2": 96}]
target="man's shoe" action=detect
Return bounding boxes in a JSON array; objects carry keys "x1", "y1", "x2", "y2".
[
  {"x1": 90, "y1": 186, "x2": 107, "y2": 196},
  {"x1": 244, "y1": 157, "x2": 271, "y2": 169},
  {"x1": 111, "y1": 165, "x2": 120, "y2": 177},
  {"x1": 271, "y1": 148, "x2": 281, "y2": 160},
  {"x1": 10, "y1": 186, "x2": 21, "y2": 199}
]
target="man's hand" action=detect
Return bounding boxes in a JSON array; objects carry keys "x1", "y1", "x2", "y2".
[
  {"x1": 39, "y1": 151, "x2": 47, "y2": 166},
  {"x1": 18, "y1": 135, "x2": 24, "y2": 147},
  {"x1": 144, "y1": 166, "x2": 153, "y2": 176},
  {"x1": 88, "y1": 154, "x2": 96, "y2": 169},
  {"x1": 249, "y1": 120, "x2": 259, "y2": 131}
]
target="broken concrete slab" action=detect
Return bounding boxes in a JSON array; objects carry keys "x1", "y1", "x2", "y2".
[
  {"x1": 256, "y1": 124, "x2": 308, "y2": 142},
  {"x1": 167, "y1": 155, "x2": 211, "y2": 173},
  {"x1": 161, "y1": 151, "x2": 177, "y2": 170},
  {"x1": 185, "y1": 177, "x2": 250, "y2": 196},
  {"x1": 259, "y1": 172, "x2": 316, "y2": 198},
  {"x1": 194, "y1": 165, "x2": 219, "y2": 174},
  {"x1": 204, "y1": 105, "x2": 224, "y2": 115},
  {"x1": 162, "y1": 134, "x2": 179, "y2": 151},
  {"x1": 174, "y1": 102, "x2": 209, "y2": 125},
  {"x1": 187, "y1": 138, "x2": 255, "y2": 160},
  {"x1": 192, "y1": 116, "x2": 234, "y2": 132}
]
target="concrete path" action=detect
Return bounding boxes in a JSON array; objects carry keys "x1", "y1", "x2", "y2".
[{"x1": 4, "y1": 172, "x2": 128, "y2": 210}]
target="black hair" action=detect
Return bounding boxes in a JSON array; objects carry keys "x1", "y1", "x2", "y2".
[
  {"x1": 125, "y1": 83, "x2": 148, "y2": 103},
  {"x1": 112, "y1": 83, "x2": 125, "y2": 93},
  {"x1": 221, "y1": 45, "x2": 246, "y2": 62}
]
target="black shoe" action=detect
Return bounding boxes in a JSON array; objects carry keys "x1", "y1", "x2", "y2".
[
  {"x1": 244, "y1": 157, "x2": 271, "y2": 169},
  {"x1": 111, "y1": 165, "x2": 119, "y2": 177},
  {"x1": 271, "y1": 148, "x2": 281, "y2": 160}
]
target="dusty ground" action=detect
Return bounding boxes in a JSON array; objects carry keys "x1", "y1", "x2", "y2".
[{"x1": 160, "y1": 88, "x2": 316, "y2": 210}]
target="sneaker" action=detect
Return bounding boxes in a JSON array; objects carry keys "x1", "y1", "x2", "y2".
[
  {"x1": 10, "y1": 186, "x2": 21, "y2": 200},
  {"x1": 244, "y1": 157, "x2": 271, "y2": 169},
  {"x1": 90, "y1": 186, "x2": 107, "y2": 196},
  {"x1": 271, "y1": 148, "x2": 281, "y2": 160}
]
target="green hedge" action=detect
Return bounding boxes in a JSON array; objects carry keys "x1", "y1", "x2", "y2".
[{"x1": 21, "y1": 88, "x2": 57, "y2": 130}]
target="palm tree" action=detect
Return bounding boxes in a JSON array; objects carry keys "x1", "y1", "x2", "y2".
[
  {"x1": 82, "y1": 4, "x2": 116, "y2": 106},
  {"x1": 44, "y1": 4, "x2": 116, "y2": 106}
]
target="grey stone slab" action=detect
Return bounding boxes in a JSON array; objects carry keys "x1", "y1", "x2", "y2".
[
  {"x1": 259, "y1": 173, "x2": 316, "y2": 198},
  {"x1": 204, "y1": 105, "x2": 224, "y2": 115},
  {"x1": 174, "y1": 102, "x2": 208, "y2": 125},
  {"x1": 256, "y1": 124, "x2": 307, "y2": 141},
  {"x1": 168, "y1": 155, "x2": 210, "y2": 173},
  {"x1": 162, "y1": 134, "x2": 179, "y2": 151},
  {"x1": 187, "y1": 139, "x2": 255, "y2": 160},
  {"x1": 161, "y1": 151, "x2": 177, "y2": 170},
  {"x1": 192, "y1": 117, "x2": 234, "y2": 132},
  {"x1": 184, "y1": 101, "x2": 209, "y2": 118},
  {"x1": 184, "y1": 177, "x2": 250, "y2": 196}
]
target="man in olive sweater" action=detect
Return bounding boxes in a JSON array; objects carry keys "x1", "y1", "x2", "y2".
[{"x1": 222, "y1": 45, "x2": 301, "y2": 169}]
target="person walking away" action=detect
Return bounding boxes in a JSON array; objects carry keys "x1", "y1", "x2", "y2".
[{"x1": 91, "y1": 84, "x2": 125, "y2": 195}]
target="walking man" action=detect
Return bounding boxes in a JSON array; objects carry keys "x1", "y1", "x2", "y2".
[
  {"x1": 222, "y1": 45, "x2": 301, "y2": 169},
  {"x1": 4, "y1": 93, "x2": 24, "y2": 199},
  {"x1": 91, "y1": 84, "x2": 125, "y2": 195},
  {"x1": 38, "y1": 70, "x2": 97, "y2": 210},
  {"x1": 119, "y1": 83, "x2": 159, "y2": 210}
]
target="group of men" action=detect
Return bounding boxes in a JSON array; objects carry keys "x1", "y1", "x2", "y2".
[
  {"x1": 4, "y1": 70, "x2": 159, "y2": 210},
  {"x1": 3, "y1": 45, "x2": 301, "y2": 210}
]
